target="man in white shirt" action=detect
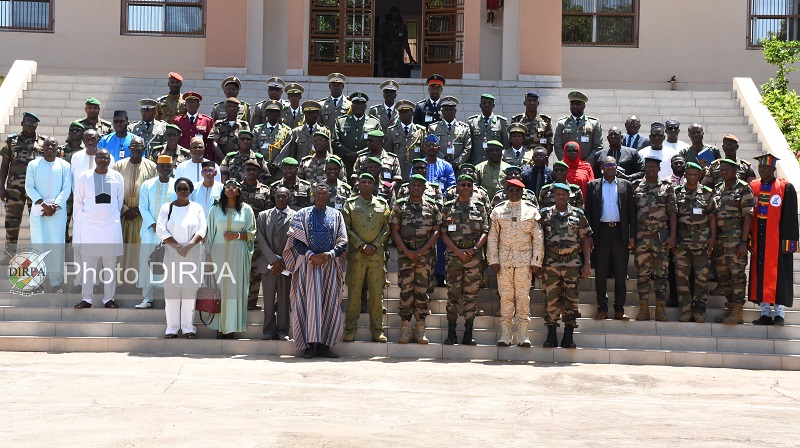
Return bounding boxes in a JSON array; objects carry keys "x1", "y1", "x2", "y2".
[
  {"x1": 174, "y1": 136, "x2": 221, "y2": 185},
  {"x1": 663, "y1": 117, "x2": 690, "y2": 153},
  {"x1": 190, "y1": 161, "x2": 223, "y2": 217},
  {"x1": 638, "y1": 122, "x2": 677, "y2": 180}
]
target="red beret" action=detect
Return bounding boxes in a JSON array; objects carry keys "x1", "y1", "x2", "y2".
[
  {"x1": 169, "y1": 72, "x2": 183, "y2": 82},
  {"x1": 506, "y1": 179, "x2": 525, "y2": 189},
  {"x1": 182, "y1": 91, "x2": 202, "y2": 101}
]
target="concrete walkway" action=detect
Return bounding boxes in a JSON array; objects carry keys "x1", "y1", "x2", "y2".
[{"x1": 1, "y1": 352, "x2": 799, "y2": 447}]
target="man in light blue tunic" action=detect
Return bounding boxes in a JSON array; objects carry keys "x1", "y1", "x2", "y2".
[
  {"x1": 24, "y1": 136, "x2": 72, "y2": 292},
  {"x1": 189, "y1": 160, "x2": 223, "y2": 217}
]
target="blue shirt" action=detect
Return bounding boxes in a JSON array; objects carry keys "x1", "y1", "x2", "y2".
[
  {"x1": 416, "y1": 158, "x2": 455, "y2": 196},
  {"x1": 98, "y1": 133, "x2": 133, "y2": 159},
  {"x1": 600, "y1": 178, "x2": 620, "y2": 222}
]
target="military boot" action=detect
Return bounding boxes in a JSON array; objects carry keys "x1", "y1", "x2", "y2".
[
  {"x1": 462, "y1": 320, "x2": 477, "y2": 346},
  {"x1": 516, "y1": 323, "x2": 531, "y2": 347},
  {"x1": 714, "y1": 302, "x2": 732, "y2": 323},
  {"x1": 542, "y1": 325, "x2": 558, "y2": 348},
  {"x1": 398, "y1": 320, "x2": 412, "y2": 344},
  {"x1": 692, "y1": 302, "x2": 707, "y2": 324},
  {"x1": 723, "y1": 302, "x2": 744, "y2": 325},
  {"x1": 635, "y1": 300, "x2": 650, "y2": 321},
  {"x1": 654, "y1": 301, "x2": 669, "y2": 322},
  {"x1": 416, "y1": 320, "x2": 429, "y2": 344},
  {"x1": 561, "y1": 325, "x2": 577, "y2": 349},
  {"x1": 678, "y1": 304, "x2": 693, "y2": 322},
  {"x1": 497, "y1": 322, "x2": 513, "y2": 346},
  {"x1": 443, "y1": 321, "x2": 458, "y2": 345}
]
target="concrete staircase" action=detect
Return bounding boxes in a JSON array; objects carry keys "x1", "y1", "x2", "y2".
[{"x1": 1, "y1": 73, "x2": 798, "y2": 370}]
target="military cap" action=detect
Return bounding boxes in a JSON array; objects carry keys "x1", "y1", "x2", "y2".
[
  {"x1": 348, "y1": 92, "x2": 369, "y2": 102},
  {"x1": 238, "y1": 129, "x2": 254, "y2": 137},
  {"x1": 526, "y1": 91, "x2": 540, "y2": 98},
  {"x1": 552, "y1": 183, "x2": 571, "y2": 192},
  {"x1": 225, "y1": 97, "x2": 240, "y2": 104},
  {"x1": 281, "y1": 157, "x2": 299, "y2": 166},
  {"x1": 221, "y1": 76, "x2": 241, "y2": 89},
  {"x1": 665, "y1": 117, "x2": 680, "y2": 126},
  {"x1": 425, "y1": 134, "x2": 440, "y2": 144},
  {"x1": 643, "y1": 155, "x2": 662, "y2": 163},
  {"x1": 553, "y1": 161, "x2": 569, "y2": 169},
  {"x1": 326, "y1": 157, "x2": 343, "y2": 168},
  {"x1": 410, "y1": 173, "x2": 428, "y2": 183},
  {"x1": 201, "y1": 161, "x2": 216, "y2": 168},
  {"x1": 395, "y1": 99, "x2": 415, "y2": 111},
  {"x1": 113, "y1": 110, "x2": 128, "y2": 118},
  {"x1": 285, "y1": 83, "x2": 304, "y2": 94},
  {"x1": 69, "y1": 120, "x2": 85, "y2": 130},
  {"x1": 504, "y1": 165, "x2": 522, "y2": 174},
  {"x1": 264, "y1": 100, "x2": 282, "y2": 111},
  {"x1": 314, "y1": 127, "x2": 332, "y2": 140},
  {"x1": 360, "y1": 173, "x2": 375, "y2": 182},
  {"x1": 166, "y1": 124, "x2": 182, "y2": 134},
  {"x1": 367, "y1": 129, "x2": 385, "y2": 138},
  {"x1": 412, "y1": 158, "x2": 428, "y2": 166},
  {"x1": 22, "y1": 112, "x2": 40, "y2": 123},
  {"x1": 426, "y1": 74, "x2": 446, "y2": 86},
  {"x1": 244, "y1": 159, "x2": 263, "y2": 169},
  {"x1": 302, "y1": 100, "x2": 321, "y2": 112},
  {"x1": 506, "y1": 179, "x2": 525, "y2": 189},
  {"x1": 266, "y1": 77, "x2": 286, "y2": 89},
  {"x1": 480, "y1": 93, "x2": 496, "y2": 101},
  {"x1": 651, "y1": 121, "x2": 666, "y2": 132},
  {"x1": 440, "y1": 96, "x2": 459, "y2": 107},
  {"x1": 326, "y1": 73, "x2": 347, "y2": 84},
  {"x1": 487, "y1": 140, "x2": 504, "y2": 148},
  {"x1": 507, "y1": 122, "x2": 528, "y2": 134},
  {"x1": 718, "y1": 158, "x2": 738, "y2": 167},
  {"x1": 755, "y1": 154, "x2": 779, "y2": 167},
  {"x1": 156, "y1": 155, "x2": 173, "y2": 164},
  {"x1": 85, "y1": 97, "x2": 101, "y2": 106},
  {"x1": 168, "y1": 72, "x2": 183, "y2": 82},
  {"x1": 366, "y1": 156, "x2": 383, "y2": 165},
  {"x1": 457, "y1": 174, "x2": 474, "y2": 183},
  {"x1": 459, "y1": 163, "x2": 475, "y2": 170},
  {"x1": 685, "y1": 162, "x2": 704, "y2": 171},
  {"x1": 722, "y1": 134, "x2": 739, "y2": 143},
  {"x1": 138, "y1": 98, "x2": 158, "y2": 109},
  {"x1": 182, "y1": 91, "x2": 202, "y2": 101},
  {"x1": 567, "y1": 90, "x2": 588, "y2": 103},
  {"x1": 380, "y1": 79, "x2": 400, "y2": 91}
]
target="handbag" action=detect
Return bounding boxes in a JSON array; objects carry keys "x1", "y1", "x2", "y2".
[
  {"x1": 148, "y1": 203, "x2": 175, "y2": 275},
  {"x1": 196, "y1": 271, "x2": 221, "y2": 325}
]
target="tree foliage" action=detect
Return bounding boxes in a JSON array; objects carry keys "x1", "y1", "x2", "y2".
[{"x1": 761, "y1": 36, "x2": 800, "y2": 154}]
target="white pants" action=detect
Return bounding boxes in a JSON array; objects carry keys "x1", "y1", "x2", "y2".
[
  {"x1": 164, "y1": 284, "x2": 198, "y2": 335},
  {"x1": 81, "y1": 255, "x2": 117, "y2": 304},
  {"x1": 760, "y1": 302, "x2": 786, "y2": 318}
]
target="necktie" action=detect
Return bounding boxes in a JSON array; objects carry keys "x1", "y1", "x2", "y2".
[
  {"x1": 309, "y1": 125, "x2": 314, "y2": 134},
  {"x1": 145, "y1": 122, "x2": 151, "y2": 132},
  {"x1": 293, "y1": 111, "x2": 297, "y2": 120},
  {"x1": 278, "y1": 210, "x2": 286, "y2": 225},
  {"x1": 484, "y1": 117, "x2": 490, "y2": 128},
  {"x1": 447, "y1": 122, "x2": 452, "y2": 133},
  {"x1": 333, "y1": 98, "x2": 338, "y2": 108},
  {"x1": 387, "y1": 108, "x2": 392, "y2": 119},
  {"x1": 515, "y1": 150, "x2": 520, "y2": 159},
  {"x1": 190, "y1": 115, "x2": 196, "y2": 125},
  {"x1": 268, "y1": 126, "x2": 274, "y2": 135},
  {"x1": 404, "y1": 126, "x2": 409, "y2": 136}
]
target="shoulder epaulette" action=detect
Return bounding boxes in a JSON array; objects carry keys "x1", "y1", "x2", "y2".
[
  {"x1": 345, "y1": 196, "x2": 357, "y2": 202},
  {"x1": 443, "y1": 199, "x2": 455, "y2": 206},
  {"x1": 356, "y1": 148, "x2": 369, "y2": 155},
  {"x1": 298, "y1": 179, "x2": 312, "y2": 185},
  {"x1": 396, "y1": 197, "x2": 409, "y2": 204},
  {"x1": 468, "y1": 114, "x2": 479, "y2": 120},
  {"x1": 740, "y1": 159, "x2": 752, "y2": 167},
  {"x1": 496, "y1": 115, "x2": 508, "y2": 121},
  {"x1": 415, "y1": 99, "x2": 426, "y2": 105},
  {"x1": 300, "y1": 154, "x2": 313, "y2": 160},
  {"x1": 585, "y1": 115, "x2": 599, "y2": 120},
  {"x1": 225, "y1": 151, "x2": 237, "y2": 157},
  {"x1": 540, "y1": 113, "x2": 551, "y2": 120},
  {"x1": 541, "y1": 206, "x2": 552, "y2": 213},
  {"x1": 512, "y1": 114, "x2": 523, "y2": 121},
  {"x1": 400, "y1": 182, "x2": 409, "y2": 188},
  {"x1": 157, "y1": 95, "x2": 168, "y2": 101},
  {"x1": 494, "y1": 199, "x2": 509, "y2": 208},
  {"x1": 700, "y1": 184, "x2": 712, "y2": 192},
  {"x1": 213, "y1": 101, "x2": 223, "y2": 106},
  {"x1": 385, "y1": 151, "x2": 398, "y2": 157},
  {"x1": 570, "y1": 184, "x2": 581, "y2": 191},
  {"x1": 424, "y1": 196, "x2": 438, "y2": 204},
  {"x1": 6, "y1": 133, "x2": 18, "y2": 141},
  {"x1": 375, "y1": 196, "x2": 388, "y2": 204},
  {"x1": 254, "y1": 152, "x2": 264, "y2": 158},
  {"x1": 573, "y1": 207, "x2": 586, "y2": 215}
]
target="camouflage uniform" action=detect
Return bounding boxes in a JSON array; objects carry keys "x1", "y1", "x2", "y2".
[
  {"x1": 390, "y1": 197, "x2": 441, "y2": 322},
  {"x1": 442, "y1": 197, "x2": 489, "y2": 322},
  {"x1": 395, "y1": 181, "x2": 442, "y2": 208},
  {"x1": 633, "y1": 179, "x2": 677, "y2": 304},
  {"x1": 253, "y1": 122, "x2": 292, "y2": 166},
  {"x1": 77, "y1": 117, "x2": 112, "y2": 137},
  {"x1": 428, "y1": 119, "x2": 472, "y2": 170},
  {"x1": 491, "y1": 188, "x2": 538, "y2": 209},
  {"x1": 511, "y1": 112, "x2": 553, "y2": 151},
  {"x1": 538, "y1": 182, "x2": 584, "y2": 210},
  {"x1": 467, "y1": 114, "x2": 510, "y2": 165},
  {"x1": 220, "y1": 150, "x2": 268, "y2": 183},
  {"x1": 444, "y1": 184, "x2": 489, "y2": 208},
  {"x1": 325, "y1": 180, "x2": 352, "y2": 210},
  {"x1": 702, "y1": 158, "x2": 756, "y2": 188},
  {"x1": 155, "y1": 93, "x2": 186, "y2": 124},
  {"x1": 148, "y1": 145, "x2": 191, "y2": 172},
  {"x1": 712, "y1": 179, "x2": 754, "y2": 304},
  {"x1": 540, "y1": 205, "x2": 592, "y2": 327},
  {"x1": 674, "y1": 184, "x2": 716, "y2": 316},
  {"x1": 210, "y1": 100, "x2": 251, "y2": 123},
  {"x1": 1, "y1": 133, "x2": 44, "y2": 253},
  {"x1": 270, "y1": 179, "x2": 312, "y2": 211},
  {"x1": 241, "y1": 180, "x2": 273, "y2": 307},
  {"x1": 354, "y1": 149, "x2": 402, "y2": 183},
  {"x1": 298, "y1": 153, "x2": 346, "y2": 185},
  {"x1": 208, "y1": 118, "x2": 250, "y2": 155}
]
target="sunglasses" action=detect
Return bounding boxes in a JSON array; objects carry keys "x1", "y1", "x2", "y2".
[
  {"x1": 666, "y1": 126, "x2": 679, "y2": 130},
  {"x1": 201, "y1": 169, "x2": 216, "y2": 174},
  {"x1": 176, "y1": 187, "x2": 191, "y2": 192},
  {"x1": 602, "y1": 163, "x2": 617, "y2": 168},
  {"x1": 239, "y1": 137, "x2": 253, "y2": 141},
  {"x1": 457, "y1": 182, "x2": 473, "y2": 188}
]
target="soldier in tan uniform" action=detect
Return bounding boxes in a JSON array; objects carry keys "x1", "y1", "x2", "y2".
[
  {"x1": 384, "y1": 99, "x2": 425, "y2": 181},
  {"x1": 210, "y1": 76, "x2": 251, "y2": 123},
  {"x1": 251, "y1": 77, "x2": 291, "y2": 128},
  {"x1": 318, "y1": 73, "x2": 351, "y2": 132},
  {"x1": 487, "y1": 179, "x2": 544, "y2": 347},
  {"x1": 428, "y1": 96, "x2": 471, "y2": 173},
  {"x1": 282, "y1": 100, "x2": 324, "y2": 162},
  {"x1": 512, "y1": 91, "x2": 553, "y2": 155},
  {"x1": 77, "y1": 97, "x2": 112, "y2": 137},
  {"x1": 368, "y1": 79, "x2": 400, "y2": 133},
  {"x1": 155, "y1": 72, "x2": 186, "y2": 125}
]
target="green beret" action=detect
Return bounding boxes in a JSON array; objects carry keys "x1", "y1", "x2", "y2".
[
  {"x1": 281, "y1": 157, "x2": 299, "y2": 166},
  {"x1": 69, "y1": 120, "x2": 86, "y2": 130},
  {"x1": 459, "y1": 163, "x2": 475, "y2": 170},
  {"x1": 359, "y1": 173, "x2": 375, "y2": 182},
  {"x1": 505, "y1": 165, "x2": 522, "y2": 174},
  {"x1": 685, "y1": 162, "x2": 703, "y2": 171},
  {"x1": 487, "y1": 140, "x2": 503, "y2": 148},
  {"x1": 166, "y1": 124, "x2": 182, "y2": 133},
  {"x1": 85, "y1": 97, "x2": 101, "y2": 106},
  {"x1": 553, "y1": 161, "x2": 568, "y2": 169},
  {"x1": 552, "y1": 183, "x2": 570, "y2": 192},
  {"x1": 238, "y1": 129, "x2": 254, "y2": 137},
  {"x1": 719, "y1": 158, "x2": 737, "y2": 167},
  {"x1": 367, "y1": 129, "x2": 385, "y2": 138},
  {"x1": 412, "y1": 158, "x2": 428, "y2": 165},
  {"x1": 326, "y1": 157, "x2": 343, "y2": 168},
  {"x1": 366, "y1": 156, "x2": 382, "y2": 165},
  {"x1": 457, "y1": 174, "x2": 474, "y2": 183},
  {"x1": 410, "y1": 174, "x2": 427, "y2": 183},
  {"x1": 480, "y1": 93, "x2": 496, "y2": 101}
]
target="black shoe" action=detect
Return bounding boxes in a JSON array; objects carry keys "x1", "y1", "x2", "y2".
[
  {"x1": 104, "y1": 300, "x2": 119, "y2": 308},
  {"x1": 462, "y1": 320, "x2": 477, "y2": 346},
  {"x1": 164, "y1": 333, "x2": 177, "y2": 339},
  {"x1": 752, "y1": 315, "x2": 774, "y2": 325},
  {"x1": 443, "y1": 321, "x2": 458, "y2": 345},
  {"x1": 316, "y1": 344, "x2": 339, "y2": 358},
  {"x1": 560, "y1": 325, "x2": 577, "y2": 349},
  {"x1": 543, "y1": 325, "x2": 558, "y2": 348},
  {"x1": 773, "y1": 316, "x2": 785, "y2": 326},
  {"x1": 302, "y1": 347, "x2": 315, "y2": 359},
  {"x1": 74, "y1": 300, "x2": 92, "y2": 309}
]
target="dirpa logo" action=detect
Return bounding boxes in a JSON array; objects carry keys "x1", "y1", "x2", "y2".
[{"x1": 7, "y1": 250, "x2": 50, "y2": 295}]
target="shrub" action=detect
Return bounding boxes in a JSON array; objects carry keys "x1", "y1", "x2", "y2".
[{"x1": 761, "y1": 36, "x2": 800, "y2": 155}]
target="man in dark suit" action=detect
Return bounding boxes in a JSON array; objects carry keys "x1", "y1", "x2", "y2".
[
  {"x1": 521, "y1": 146, "x2": 552, "y2": 196},
  {"x1": 413, "y1": 74, "x2": 445, "y2": 126},
  {"x1": 256, "y1": 186, "x2": 296, "y2": 341},
  {"x1": 586, "y1": 155, "x2": 637, "y2": 320},
  {"x1": 623, "y1": 115, "x2": 651, "y2": 150},
  {"x1": 590, "y1": 127, "x2": 645, "y2": 181}
]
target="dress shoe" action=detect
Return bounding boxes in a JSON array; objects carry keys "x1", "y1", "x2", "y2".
[
  {"x1": 593, "y1": 311, "x2": 608, "y2": 320},
  {"x1": 223, "y1": 333, "x2": 236, "y2": 339},
  {"x1": 134, "y1": 299, "x2": 153, "y2": 309},
  {"x1": 74, "y1": 300, "x2": 92, "y2": 309},
  {"x1": 104, "y1": 300, "x2": 119, "y2": 308},
  {"x1": 316, "y1": 344, "x2": 339, "y2": 358},
  {"x1": 185, "y1": 332, "x2": 197, "y2": 339},
  {"x1": 752, "y1": 315, "x2": 774, "y2": 325},
  {"x1": 773, "y1": 316, "x2": 785, "y2": 326},
  {"x1": 613, "y1": 311, "x2": 629, "y2": 321},
  {"x1": 302, "y1": 347, "x2": 315, "y2": 359},
  {"x1": 164, "y1": 333, "x2": 177, "y2": 339}
]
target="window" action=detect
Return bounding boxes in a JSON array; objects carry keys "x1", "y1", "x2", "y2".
[
  {"x1": 562, "y1": 0, "x2": 638, "y2": 47},
  {"x1": 122, "y1": 0, "x2": 205, "y2": 37},
  {"x1": 748, "y1": 0, "x2": 800, "y2": 48},
  {"x1": 0, "y1": 0, "x2": 53, "y2": 32}
]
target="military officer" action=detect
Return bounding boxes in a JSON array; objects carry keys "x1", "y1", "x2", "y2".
[
  {"x1": 318, "y1": 73, "x2": 351, "y2": 132},
  {"x1": 702, "y1": 134, "x2": 757, "y2": 188},
  {"x1": 503, "y1": 123, "x2": 533, "y2": 167},
  {"x1": 323, "y1": 157, "x2": 352, "y2": 210},
  {"x1": 539, "y1": 183, "x2": 593, "y2": 349},
  {"x1": 440, "y1": 174, "x2": 489, "y2": 346},
  {"x1": 368, "y1": 79, "x2": 400, "y2": 133},
  {"x1": 357, "y1": 156, "x2": 397, "y2": 206},
  {"x1": 680, "y1": 123, "x2": 722, "y2": 167},
  {"x1": 342, "y1": 172, "x2": 392, "y2": 343},
  {"x1": 281, "y1": 83, "x2": 305, "y2": 129},
  {"x1": 353, "y1": 129, "x2": 402, "y2": 185},
  {"x1": 253, "y1": 100, "x2": 292, "y2": 183},
  {"x1": 149, "y1": 123, "x2": 192, "y2": 169},
  {"x1": 333, "y1": 92, "x2": 382, "y2": 171},
  {"x1": 467, "y1": 94, "x2": 509, "y2": 165},
  {"x1": 60, "y1": 120, "x2": 85, "y2": 163},
  {"x1": 538, "y1": 161, "x2": 585, "y2": 209},
  {"x1": 282, "y1": 100, "x2": 325, "y2": 162},
  {"x1": 0, "y1": 112, "x2": 45, "y2": 262},
  {"x1": 428, "y1": 96, "x2": 472, "y2": 172},
  {"x1": 553, "y1": 90, "x2": 603, "y2": 161},
  {"x1": 77, "y1": 97, "x2": 112, "y2": 137},
  {"x1": 491, "y1": 165, "x2": 538, "y2": 209},
  {"x1": 384, "y1": 99, "x2": 425, "y2": 180},
  {"x1": 512, "y1": 91, "x2": 554, "y2": 154},
  {"x1": 298, "y1": 127, "x2": 345, "y2": 185},
  {"x1": 396, "y1": 158, "x2": 442, "y2": 207},
  {"x1": 210, "y1": 76, "x2": 251, "y2": 123},
  {"x1": 209, "y1": 97, "x2": 251, "y2": 157},
  {"x1": 155, "y1": 72, "x2": 186, "y2": 124},
  {"x1": 269, "y1": 157, "x2": 312, "y2": 211},
  {"x1": 632, "y1": 156, "x2": 677, "y2": 322},
  {"x1": 475, "y1": 140, "x2": 509, "y2": 199},
  {"x1": 128, "y1": 98, "x2": 166, "y2": 157},
  {"x1": 220, "y1": 129, "x2": 269, "y2": 183},
  {"x1": 251, "y1": 77, "x2": 291, "y2": 128},
  {"x1": 711, "y1": 159, "x2": 754, "y2": 325},
  {"x1": 444, "y1": 163, "x2": 489, "y2": 207},
  {"x1": 413, "y1": 74, "x2": 445, "y2": 126},
  {"x1": 173, "y1": 91, "x2": 216, "y2": 161},
  {"x1": 241, "y1": 158, "x2": 274, "y2": 311},
  {"x1": 674, "y1": 162, "x2": 717, "y2": 323},
  {"x1": 390, "y1": 174, "x2": 441, "y2": 344}
]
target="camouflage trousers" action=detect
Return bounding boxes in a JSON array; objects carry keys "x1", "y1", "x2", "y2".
[
  {"x1": 497, "y1": 264, "x2": 532, "y2": 326},
  {"x1": 713, "y1": 236, "x2": 748, "y2": 304},
  {"x1": 542, "y1": 255, "x2": 580, "y2": 327},
  {"x1": 445, "y1": 252, "x2": 482, "y2": 322},
  {"x1": 674, "y1": 244, "x2": 709, "y2": 312},
  {"x1": 248, "y1": 245, "x2": 262, "y2": 304},
  {"x1": 4, "y1": 187, "x2": 31, "y2": 252},
  {"x1": 634, "y1": 231, "x2": 669, "y2": 303},
  {"x1": 64, "y1": 195, "x2": 74, "y2": 244},
  {"x1": 345, "y1": 260, "x2": 385, "y2": 334},
  {"x1": 397, "y1": 252, "x2": 434, "y2": 321}
]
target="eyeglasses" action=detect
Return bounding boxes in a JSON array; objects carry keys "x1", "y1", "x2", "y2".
[
  {"x1": 176, "y1": 187, "x2": 190, "y2": 192},
  {"x1": 201, "y1": 169, "x2": 215, "y2": 174},
  {"x1": 602, "y1": 163, "x2": 617, "y2": 168},
  {"x1": 666, "y1": 126, "x2": 679, "y2": 130},
  {"x1": 457, "y1": 182, "x2": 473, "y2": 188},
  {"x1": 239, "y1": 137, "x2": 253, "y2": 141}
]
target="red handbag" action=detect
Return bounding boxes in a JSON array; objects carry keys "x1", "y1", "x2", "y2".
[{"x1": 196, "y1": 272, "x2": 221, "y2": 325}]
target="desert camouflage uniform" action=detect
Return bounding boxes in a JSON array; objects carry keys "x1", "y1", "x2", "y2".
[
  {"x1": 155, "y1": 94, "x2": 186, "y2": 124},
  {"x1": 633, "y1": 178, "x2": 677, "y2": 303},
  {"x1": 208, "y1": 118, "x2": 250, "y2": 154},
  {"x1": 442, "y1": 197, "x2": 489, "y2": 322},
  {"x1": 1, "y1": 133, "x2": 44, "y2": 253},
  {"x1": 712, "y1": 179, "x2": 754, "y2": 304},
  {"x1": 675, "y1": 184, "x2": 716, "y2": 313}
]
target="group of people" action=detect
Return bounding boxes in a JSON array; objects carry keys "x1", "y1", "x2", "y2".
[{"x1": 1, "y1": 70, "x2": 797, "y2": 358}]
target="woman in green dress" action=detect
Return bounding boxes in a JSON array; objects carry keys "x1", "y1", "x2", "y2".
[{"x1": 205, "y1": 179, "x2": 256, "y2": 339}]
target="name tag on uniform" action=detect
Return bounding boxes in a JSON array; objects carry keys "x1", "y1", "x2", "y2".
[
  {"x1": 375, "y1": 207, "x2": 385, "y2": 213},
  {"x1": 119, "y1": 150, "x2": 125, "y2": 159},
  {"x1": 335, "y1": 203, "x2": 342, "y2": 209},
  {"x1": 581, "y1": 136, "x2": 589, "y2": 143},
  {"x1": 693, "y1": 207, "x2": 702, "y2": 215},
  {"x1": 482, "y1": 141, "x2": 488, "y2": 149},
  {"x1": 448, "y1": 224, "x2": 457, "y2": 232},
  {"x1": 447, "y1": 144, "x2": 454, "y2": 155},
  {"x1": 363, "y1": 133, "x2": 368, "y2": 140},
  {"x1": 540, "y1": 138, "x2": 547, "y2": 144},
  {"x1": 383, "y1": 172, "x2": 391, "y2": 179},
  {"x1": 414, "y1": 146, "x2": 421, "y2": 153},
  {"x1": 425, "y1": 115, "x2": 433, "y2": 123}
]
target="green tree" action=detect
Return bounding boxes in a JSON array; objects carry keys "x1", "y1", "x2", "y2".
[{"x1": 761, "y1": 35, "x2": 800, "y2": 154}]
